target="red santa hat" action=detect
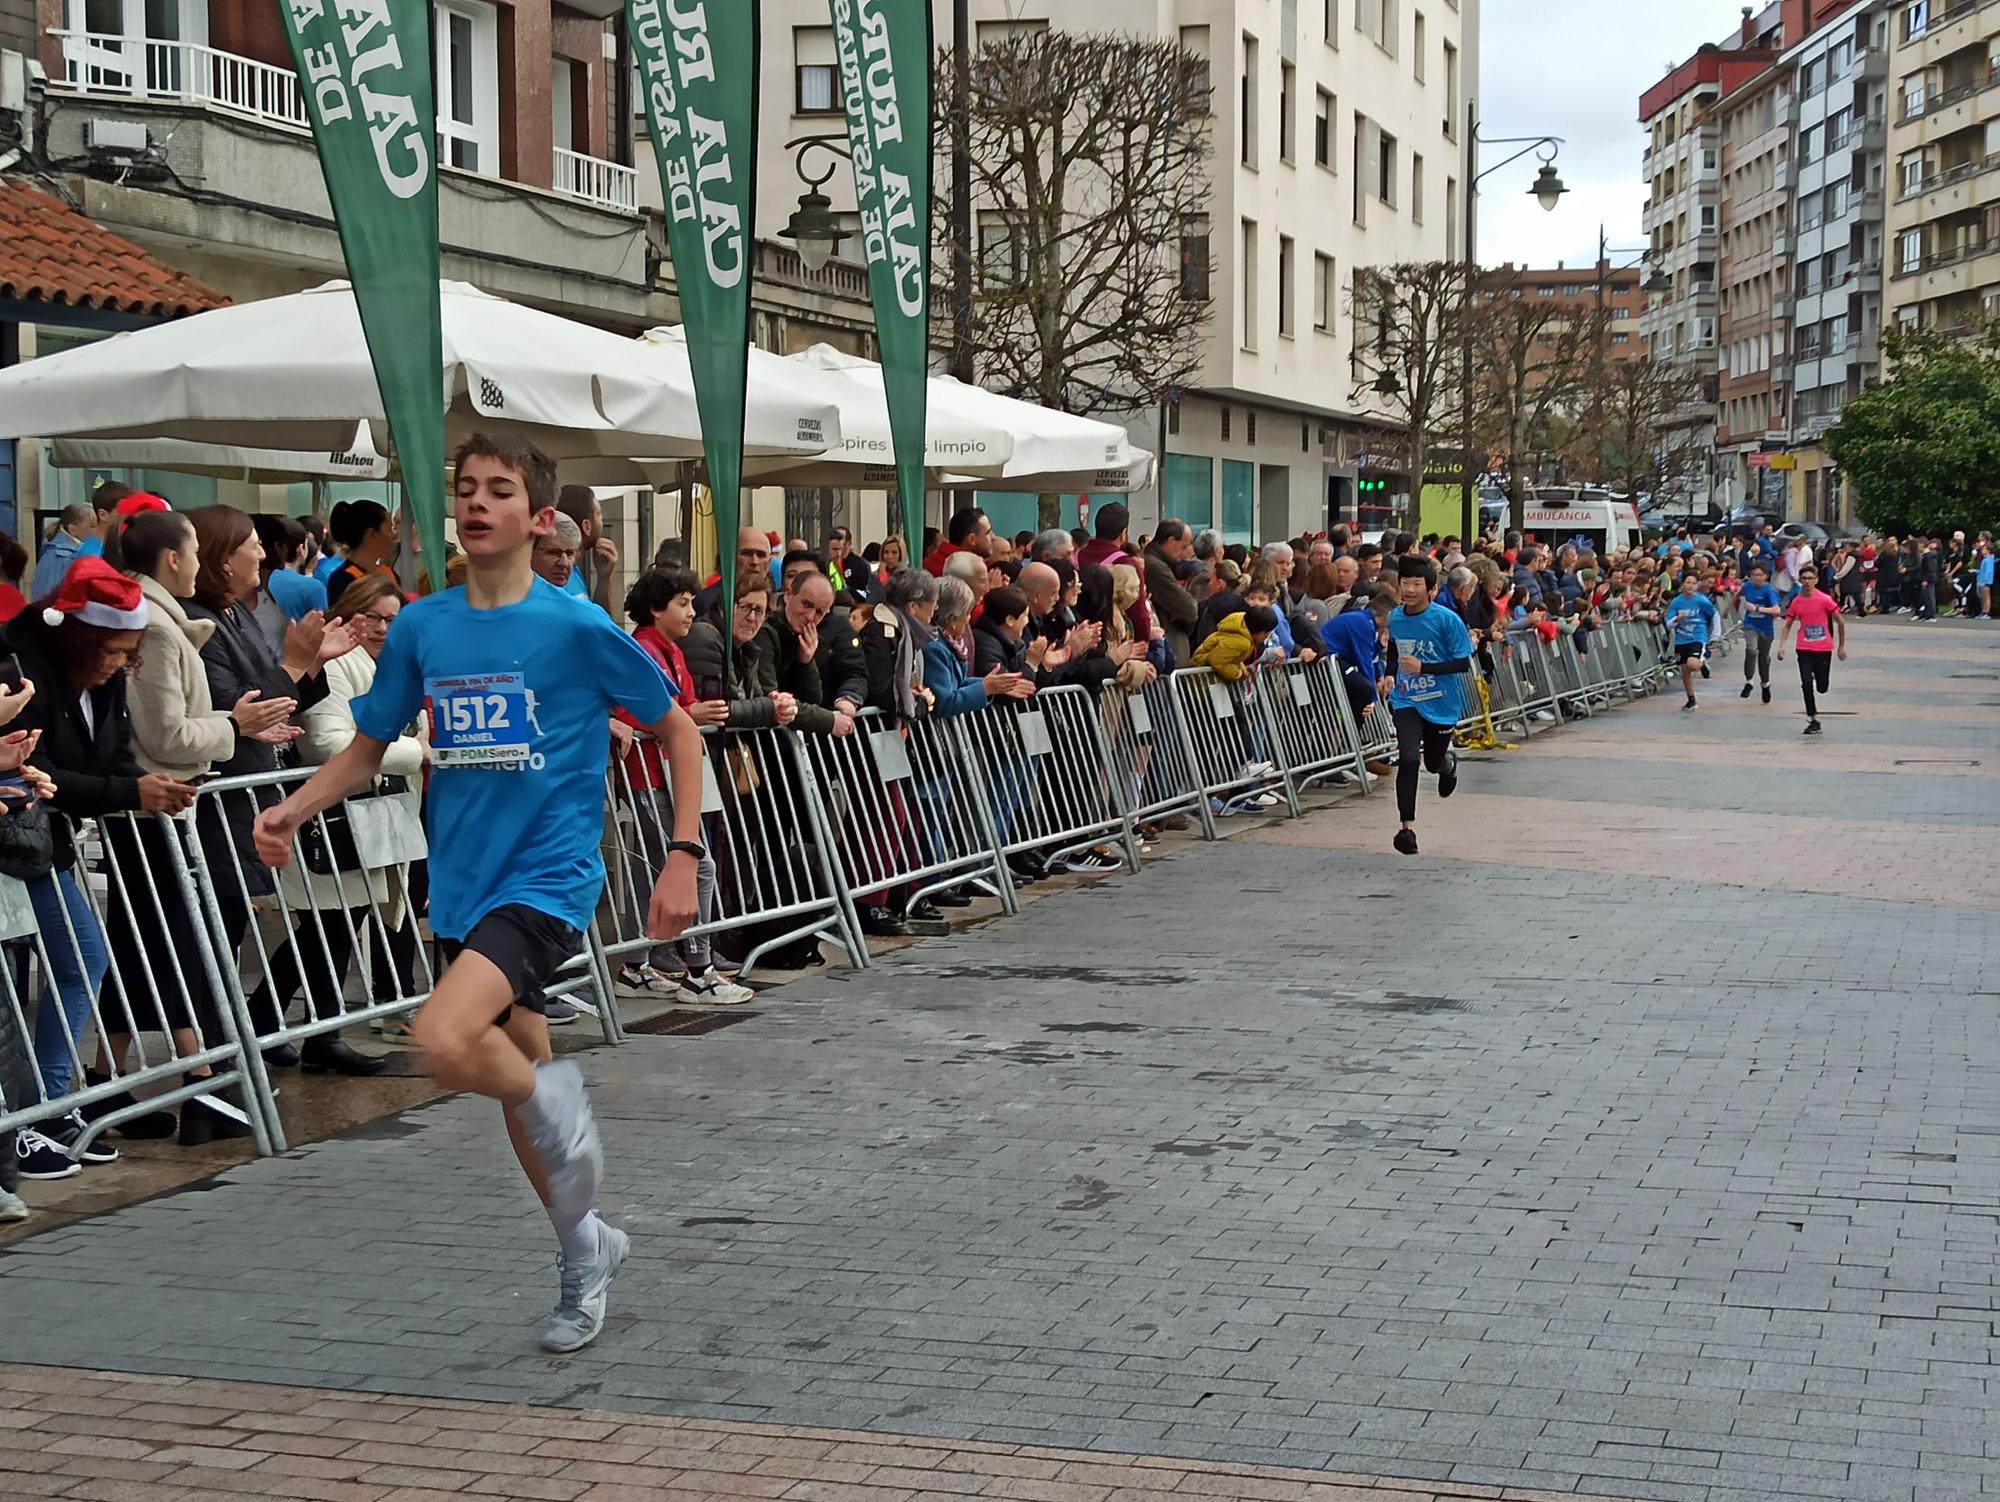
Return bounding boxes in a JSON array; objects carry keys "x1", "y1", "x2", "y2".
[{"x1": 41, "y1": 558, "x2": 149, "y2": 631}]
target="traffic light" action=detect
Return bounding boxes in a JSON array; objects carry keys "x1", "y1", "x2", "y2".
[{"x1": 1358, "y1": 477, "x2": 1386, "y2": 494}]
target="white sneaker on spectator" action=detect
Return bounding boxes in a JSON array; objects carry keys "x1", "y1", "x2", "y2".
[
  {"x1": 1252, "y1": 792, "x2": 1283, "y2": 809},
  {"x1": 1237, "y1": 760, "x2": 1277, "y2": 781},
  {"x1": 1062, "y1": 849, "x2": 1122, "y2": 874},
  {"x1": 0, "y1": 1186, "x2": 28, "y2": 1222},
  {"x1": 543, "y1": 1000, "x2": 581, "y2": 1027},
  {"x1": 619, "y1": 963, "x2": 679, "y2": 995},
  {"x1": 679, "y1": 968, "x2": 754, "y2": 1006}
]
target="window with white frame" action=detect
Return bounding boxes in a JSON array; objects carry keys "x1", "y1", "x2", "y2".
[
  {"x1": 1314, "y1": 252, "x2": 1335, "y2": 331},
  {"x1": 435, "y1": 0, "x2": 500, "y2": 176},
  {"x1": 1898, "y1": 228, "x2": 1923, "y2": 272},
  {"x1": 1899, "y1": 152, "x2": 1925, "y2": 195}
]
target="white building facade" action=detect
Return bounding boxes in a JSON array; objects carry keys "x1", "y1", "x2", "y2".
[{"x1": 756, "y1": 0, "x2": 1477, "y2": 543}]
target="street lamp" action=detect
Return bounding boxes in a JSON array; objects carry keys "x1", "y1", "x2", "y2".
[
  {"x1": 1459, "y1": 111, "x2": 1567, "y2": 544},
  {"x1": 779, "y1": 135, "x2": 859, "y2": 274}
]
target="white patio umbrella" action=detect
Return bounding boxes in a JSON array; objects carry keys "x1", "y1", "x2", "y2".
[
  {"x1": 0, "y1": 281, "x2": 843, "y2": 464},
  {"x1": 784, "y1": 346, "x2": 1147, "y2": 492},
  {"x1": 48, "y1": 423, "x2": 392, "y2": 484},
  {"x1": 938, "y1": 448, "x2": 1157, "y2": 496}
]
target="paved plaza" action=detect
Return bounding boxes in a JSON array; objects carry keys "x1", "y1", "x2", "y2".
[{"x1": 3, "y1": 618, "x2": 1998, "y2": 1502}]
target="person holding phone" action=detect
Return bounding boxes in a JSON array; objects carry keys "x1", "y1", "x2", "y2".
[{"x1": 5, "y1": 560, "x2": 204, "y2": 1179}]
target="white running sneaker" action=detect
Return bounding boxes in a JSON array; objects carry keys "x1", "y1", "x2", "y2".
[
  {"x1": 678, "y1": 968, "x2": 755, "y2": 1006},
  {"x1": 0, "y1": 1186, "x2": 28, "y2": 1223},
  {"x1": 523, "y1": 1061, "x2": 601, "y2": 1228},
  {"x1": 541, "y1": 1216, "x2": 629, "y2": 1354}
]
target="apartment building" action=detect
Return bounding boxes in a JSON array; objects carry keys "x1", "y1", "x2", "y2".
[
  {"x1": 1483, "y1": 260, "x2": 1648, "y2": 367},
  {"x1": 1783, "y1": 0, "x2": 1889, "y2": 525},
  {"x1": 759, "y1": 0, "x2": 1477, "y2": 543},
  {"x1": 1640, "y1": 13, "x2": 1785, "y2": 507},
  {"x1": 1883, "y1": 0, "x2": 2000, "y2": 338},
  {"x1": 1717, "y1": 58, "x2": 1795, "y2": 511}
]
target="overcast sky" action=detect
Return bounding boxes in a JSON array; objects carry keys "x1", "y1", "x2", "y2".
[{"x1": 1476, "y1": 0, "x2": 1736, "y2": 270}]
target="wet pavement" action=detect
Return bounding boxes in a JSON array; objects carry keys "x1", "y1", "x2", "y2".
[{"x1": 2, "y1": 615, "x2": 1997, "y2": 1502}]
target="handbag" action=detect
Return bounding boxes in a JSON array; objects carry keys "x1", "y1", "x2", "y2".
[
  {"x1": 0, "y1": 797, "x2": 55, "y2": 883},
  {"x1": 299, "y1": 775, "x2": 424, "y2": 876}
]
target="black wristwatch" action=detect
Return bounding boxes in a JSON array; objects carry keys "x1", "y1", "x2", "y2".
[{"x1": 665, "y1": 840, "x2": 706, "y2": 860}]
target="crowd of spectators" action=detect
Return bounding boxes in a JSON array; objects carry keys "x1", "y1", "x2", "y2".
[{"x1": 2, "y1": 478, "x2": 1991, "y2": 1225}]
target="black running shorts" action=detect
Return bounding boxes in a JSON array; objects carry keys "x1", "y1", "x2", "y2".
[
  {"x1": 438, "y1": 904, "x2": 583, "y2": 1025},
  {"x1": 1675, "y1": 642, "x2": 1706, "y2": 663}
]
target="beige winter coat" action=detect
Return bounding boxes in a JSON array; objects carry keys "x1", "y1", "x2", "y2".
[
  {"x1": 126, "y1": 573, "x2": 235, "y2": 780},
  {"x1": 276, "y1": 645, "x2": 427, "y2": 913}
]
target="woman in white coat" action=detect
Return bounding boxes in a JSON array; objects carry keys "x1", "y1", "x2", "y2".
[
  {"x1": 101, "y1": 507, "x2": 300, "y2": 1144},
  {"x1": 245, "y1": 572, "x2": 425, "y2": 1074}
]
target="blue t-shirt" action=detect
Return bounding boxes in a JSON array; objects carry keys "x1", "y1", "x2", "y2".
[
  {"x1": 1387, "y1": 602, "x2": 1473, "y2": 727},
  {"x1": 312, "y1": 553, "x2": 344, "y2": 584},
  {"x1": 1979, "y1": 555, "x2": 1996, "y2": 587},
  {"x1": 1664, "y1": 592, "x2": 1720, "y2": 646},
  {"x1": 1739, "y1": 580, "x2": 1781, "y2": 636},
  {"x1": 352, "y1": 578, "x2": 674, "y2": 939},
  {"x1": 266, "y1": 567, "x2": 329, "y2": 623},
  {"x1": 563, "y1": 569, "x2": 588, "y2": 598}
]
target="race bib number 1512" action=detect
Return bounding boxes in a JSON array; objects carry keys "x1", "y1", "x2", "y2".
[{"x1": 428, "y1": 672, "x2": 534, "y2": 768}]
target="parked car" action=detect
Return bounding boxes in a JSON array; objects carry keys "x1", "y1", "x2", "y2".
[{"x1": 1774, "y1": 522, "x2": 1832, "y2": 548}]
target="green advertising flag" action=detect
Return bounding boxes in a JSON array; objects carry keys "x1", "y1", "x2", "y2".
[
  {"x1": 829, "y1": 0, "x2": 932, "y2": 556},
  {"x1": 276, "y1": 0, "x2": 447, "y2": 589},
  {"x1": 628, "y1": 0, "x2": 757, "y2": 621}
]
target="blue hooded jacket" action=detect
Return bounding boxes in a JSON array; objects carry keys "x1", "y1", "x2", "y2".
[{"x1": 1320, "y1": 610, "x2": 1383, "y2": 679}]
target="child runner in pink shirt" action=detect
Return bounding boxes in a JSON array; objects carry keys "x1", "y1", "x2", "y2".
[{"x1": 1777, "y1": 563, "x2": 1847, "y2": 736}]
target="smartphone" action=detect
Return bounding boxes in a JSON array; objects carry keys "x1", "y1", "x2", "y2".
[
  {"x1": 0, "y1": 654, "x2": 23, "y2": 693},
  {"x1": 0, "y1": 777, "x2": 31, "y2": 806}
]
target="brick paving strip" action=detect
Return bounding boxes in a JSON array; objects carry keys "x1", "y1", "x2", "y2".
[{"x1": 0, "y1": 1364, "x2": 1636, "y2": 1502}]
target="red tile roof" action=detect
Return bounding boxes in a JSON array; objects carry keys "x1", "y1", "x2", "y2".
[{"x1": 0, "y1": 178, "x2": 229, "y2": 319}]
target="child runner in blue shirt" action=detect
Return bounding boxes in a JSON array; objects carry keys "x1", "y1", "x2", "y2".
[
  {"x1": 1663, "y1": 572, "x2": 1721, "y2": 712},
  {"x1": 1386, "y1": 557, "x2": 1473, "y2": 856},
  {"x1": 254, "y1": 435, "x2": 704, "y2": 1355},
  {"x1": 1737, "y1": 561, "x2": 1782, "y2": 703}
]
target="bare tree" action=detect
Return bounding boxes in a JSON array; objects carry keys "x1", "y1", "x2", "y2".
[
  {"x1": 936, "y1": 31, "x2": 1212, "y2": 447},
  {"x1": 1592, "y1": 356, "x2": 1711, "y2": 499},
  {"x1": 1346, "y1": 262, "x2": 1477, "y2": 525},
  {"x1": 1473, "y1": 281, "x2": 1608, "y2": 529}
]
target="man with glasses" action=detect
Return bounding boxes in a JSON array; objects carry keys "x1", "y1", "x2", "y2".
[{"x1": 532, "y1": 514, "x2": 583, "y2": 592}]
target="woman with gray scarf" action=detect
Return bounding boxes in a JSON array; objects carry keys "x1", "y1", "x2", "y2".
[{"x1": 859, "y1": 568, "x2": 940, "y2": 720}]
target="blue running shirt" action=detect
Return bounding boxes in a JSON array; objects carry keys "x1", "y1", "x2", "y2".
[
  {"x1": 1738, "y1": 580, "x2": 1780, "y2": 637},
  {"x1": 352, "y1": 578, "x2": 674, "y2": 939},
  {"x1": 1387, "y1": 602, "x2": 1472, "y2": 727},
  {"x1": 1664, "y1": 592, "x2": 1720, "y2": 646}
]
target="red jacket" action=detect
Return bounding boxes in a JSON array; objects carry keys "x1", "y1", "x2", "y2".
[
  {"x1": 921, "y1": 539, "x2": 970, "y2": 576},
  {"x1": 1075, "y1": 537, "x2": 1154, "y2": 642},
  {"x1": 617, "y1": 625, "x2": 692, "y2": 791}
]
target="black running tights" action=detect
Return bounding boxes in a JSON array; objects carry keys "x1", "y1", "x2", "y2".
[
  {"x1": 1393, "y1": 707, "x2": 1452, "y2": 824},
  {"x1": 1798, "y1": 651, "x2": 1831, "y2": 719}
]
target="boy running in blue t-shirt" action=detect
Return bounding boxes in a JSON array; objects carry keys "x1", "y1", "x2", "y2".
[
  {"x1": 1737, "y1": 560, "x2": 1781, "y2": 703},
  {"x1": 254, "y1": 435, "x2": 704, "y2": 1354},
  {"x1": 1663, "y1": 572, "x2": 1721, "y2": 712},
  {"x1": 1386, "y1": 557, "x2": 1474, "y2": 856}
]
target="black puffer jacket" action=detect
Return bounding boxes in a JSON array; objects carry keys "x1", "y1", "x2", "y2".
[
  {"x1": 3, "y1": 612, "x2": 147, "y2": 873},
  {"x1": 182, "y1": 598, "x2": 326, "y2": 778}
]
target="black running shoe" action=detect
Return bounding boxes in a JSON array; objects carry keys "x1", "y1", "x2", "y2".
[
  {"x1": 1761, "y1": 686, "x2": 1771, "y2": 704},
  {"x1": 1699, "y1": 660, "x2": 1710, "y2": 679},
  {"x1": 1437, "y1": 751, "x2": 1458, "y2": 800},
  {"x1": 1393, "y1": 829, "x2": 1419, "y2": 856},
  {"x1": 1803, "y1": 719, "x2": 1822, "y2": 736},
  {"x1": 1740, "y1": 682, "x2": 1753, "y2": 698}
]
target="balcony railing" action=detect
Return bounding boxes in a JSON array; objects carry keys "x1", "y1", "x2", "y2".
[
  {"x1": 552, "y1": 146, "x2": 638, "y2": 214},
  {"x1": 52, "y1": 29, "x2": 305, "y2": 132}
]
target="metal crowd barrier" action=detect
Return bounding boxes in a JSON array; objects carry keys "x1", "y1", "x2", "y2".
[
  {"x1": 1166, "y1": 666, "x2": 1299, "y2": 819},
  {"x1": 801, "y1": 706, "x2": 1017, "y2": 919},
  {"x1": 588, "y1": 725, "x2": 864, "y2": 1008},
  {"x1": 1253, "y1": 657, "x2": 1375, "y2": 797},
  {"x1": 954, "y1": 685, "x2": 1139, "y2": 874},
  {"x1": 1099, "y1": 675, "x2": 1215, "y2": 839},
  {"x1": 9, "y1": 609, "x2": 1706, "y2": 1172},
  {"x1": 0, "y1": 809, "x2": 275, "y2": 1159}
]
